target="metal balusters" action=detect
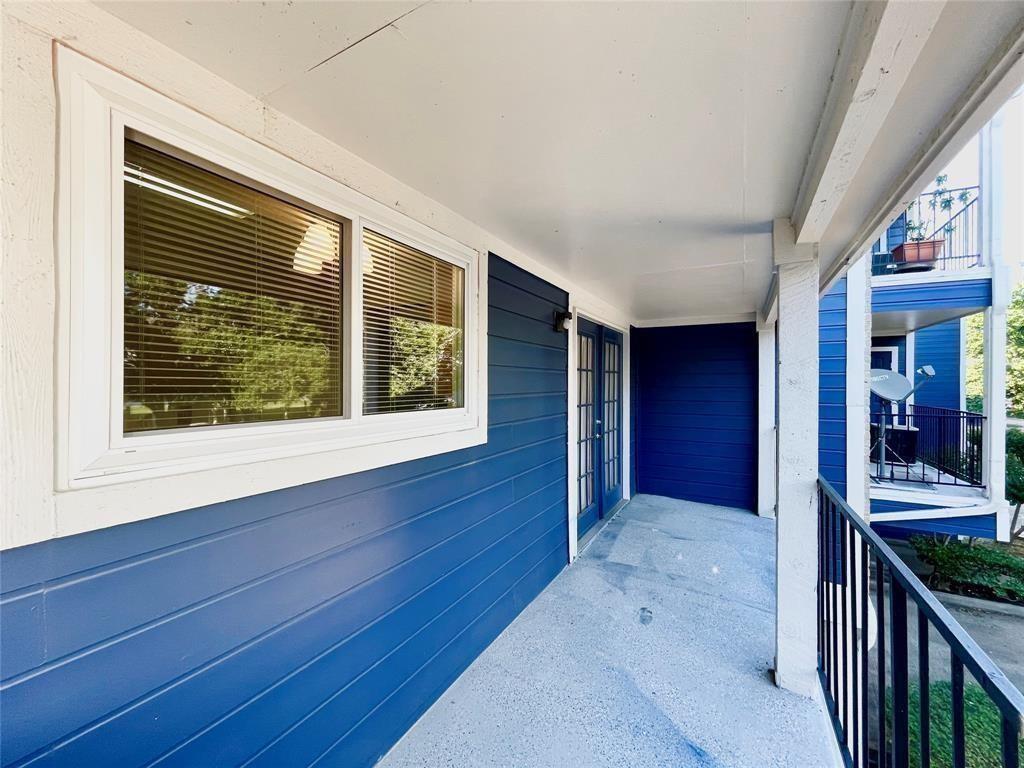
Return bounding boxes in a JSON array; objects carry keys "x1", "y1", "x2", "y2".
[
  {"x1": 890, "y1": 580, "x2": 909, "y2": 768},
  {"x1": 816, "y1": 477, "x2": 1024, "y2": 768},
  {"x1": 1002, "y1": 714, "x2": 1021, "y2": 768},
  {"x1": 841, "y1": 517, "x2": 849, "y2": 740},
  {"x1": 849, "y1": 521, "x2": 860, "y2": 768},
  {"x1": 832, "y1": 501, "x2": 840, "y2": 714},
  {"x1": 861, "y1": 538, "x2": 870, "y2": 768},
  {"x1": 918, "y1": 609, "x2": 930, "y2": 768},
  {"x1": 877, "y1": 558, "x2": 888, "y2": 768},
  {"x1": 952, "y1": 656, "x2": 966, "y2": 768}
]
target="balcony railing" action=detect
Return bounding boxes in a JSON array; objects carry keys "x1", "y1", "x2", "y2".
[
  {"x1": 869, "y1": 405, "x2": 985, "y2": 487},
  {"x1": 872, "y1": 186, "x2": 982, "y2": 277},
  {"x1": 817, "y1": 477, "x2": 1024, "y2": 768}
]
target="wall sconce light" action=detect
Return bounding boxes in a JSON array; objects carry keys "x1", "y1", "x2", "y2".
[{"x1": 554, "y1": 310, "x2": 573, "y2": 332}]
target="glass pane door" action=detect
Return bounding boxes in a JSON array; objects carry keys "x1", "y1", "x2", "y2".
[{"x1": 577, "y1": 319, "x2": 623, "y2": 541}]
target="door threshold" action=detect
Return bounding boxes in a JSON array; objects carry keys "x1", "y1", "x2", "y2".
[{"x1": 576, "y1": 498, "x2": 629, "y2": 557}]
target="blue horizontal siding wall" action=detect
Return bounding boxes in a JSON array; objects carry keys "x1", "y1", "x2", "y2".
[
  {"x1": 870, "y1": 498, "x2": 997, "y2": 540},
  {"x1": 0, "y1": 254, "x2": 569, "y2": 768},
  {"x1": 820, "y1": 279, "x2": 847, "y2": 499},
  {"x1": 887, "y1": 213, "x2": 907, "y2": 248},
  {"x1": 632, "y1": 323, "x2": 757, "y2": 510},
  {"x1": 914, "y1": 319, "x2": 963, "y2": 411},
  {"x1": 872, "y1": 278, "x2": 992, "y2": 315},
  {"x1": 873, "y1": 514, "x2": 997, "y2": 540}
]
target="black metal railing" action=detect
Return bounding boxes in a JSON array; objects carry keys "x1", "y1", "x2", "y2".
[
  {"x1": 869, "y1": 405, "x2": 985, "y2": 487},
  {"x1": 872, "y1": 186, "x2": 982, "y2": 277},
  {"x1": 817, "y1": 477, "x2": 1024, "y2": 768}
]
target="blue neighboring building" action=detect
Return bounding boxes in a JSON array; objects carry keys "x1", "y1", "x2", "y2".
[{"x1": 819, "y1": 177, "x2": 1010, "y2": 542}]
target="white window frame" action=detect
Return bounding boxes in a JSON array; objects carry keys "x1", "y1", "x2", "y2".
[
  {"x1": 870, "y1": 344, "x2": 901, "y2": 418},
  {"x1": 57, "y1": 48, "x2": 484, "y2": 491}
]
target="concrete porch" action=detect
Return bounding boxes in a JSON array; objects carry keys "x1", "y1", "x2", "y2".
[{"x1": 379, "y1": 495, "x2": 837, "y2": 768}]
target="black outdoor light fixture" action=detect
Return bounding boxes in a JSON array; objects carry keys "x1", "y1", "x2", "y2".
[{"x1": 554, "y1": 310, "x2": 573, "y2": 332}]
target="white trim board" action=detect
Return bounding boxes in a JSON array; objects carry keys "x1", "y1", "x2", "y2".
[
  {"x1": 633, "y1": 312, "x2": 757, "y2": 328},
  {"x1": 870, "y1": 268, "x2": 993, "y2": 288}
]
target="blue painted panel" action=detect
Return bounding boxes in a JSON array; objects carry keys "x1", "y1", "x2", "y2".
[
  {"x1": 819, "y1": 279, "x2": 847, "y2": 498},
  {"x1": 887, "y1": 213, "x2": 907, "y2": 249},
  {"x1": 914, "y1": 320, "x2": 962, "y2": 411},
  {"x1": 873, "y1": 514, "x2": 997, "y2": 540},
  {"x1": 0, "y1": 254, "x2": 570, "y2": 767},
  {"x1": 632, "y1": 323, "x2": 756, "y2": 510},
  {"x1": 872, "y1": 279, "x2": 992, "y2": 314}
]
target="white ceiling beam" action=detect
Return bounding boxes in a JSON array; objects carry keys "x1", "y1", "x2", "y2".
[
  {"x1": 821, "y1": 16, "x2": 1024, "y2": 290},
  {"x1": 791, "y1": 1, "x2": 945, "y2": 244}
]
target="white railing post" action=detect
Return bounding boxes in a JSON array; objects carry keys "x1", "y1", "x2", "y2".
[{"x1": 772, "y1": 219, "x2": 820, "y2": 697}]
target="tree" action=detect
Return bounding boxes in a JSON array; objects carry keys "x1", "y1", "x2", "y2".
[
  {"x1": 125, "y1": 271, "x2": 336, "y2": 428},
  {"x1": 964, "y1": 284, "x2": 1024, "y2": 417},
  {"x1": 1006, "y1": 284, "x2": 1024, "y2": 418}
]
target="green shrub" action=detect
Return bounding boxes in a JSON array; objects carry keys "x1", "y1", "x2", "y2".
[
  {"x1": 1008, "y1": 427, "x2": 1024, "y2": 465},
  {"x1": 911, "y1": 535, "x2": 1024, "y2": 603},
  {"x1": 891, "y1": 680, "x2": 1023, "y2": 768}
]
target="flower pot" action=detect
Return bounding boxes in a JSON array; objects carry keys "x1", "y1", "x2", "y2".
[{"x1": 892, "y1": 238, "x2": 944, "y2": 264}]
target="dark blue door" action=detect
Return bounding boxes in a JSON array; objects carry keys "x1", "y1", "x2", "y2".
[
  {"x1": 870, "y1": 349, "x2": 895, "y2": 418},
  {"x1": 577, "y1": 319, "x2": 623, "y2": 540}
]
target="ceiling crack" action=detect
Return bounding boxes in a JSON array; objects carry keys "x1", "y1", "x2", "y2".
[{"x1": 305, "y1": 0, "x2": 432, "y2": 73}]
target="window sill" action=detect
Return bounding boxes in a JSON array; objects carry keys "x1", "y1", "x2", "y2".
[{"x1": 53, "y1": 419, "x2": 487, "y2": 539}]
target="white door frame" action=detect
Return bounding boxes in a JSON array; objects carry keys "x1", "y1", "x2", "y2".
[{"x1": 870, "y1": 344, "x2": 900, "y2": 418}]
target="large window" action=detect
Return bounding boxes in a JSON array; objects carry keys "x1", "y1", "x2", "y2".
[
  {"x1": 58, "y1": 48, "x2": 482, "y2": 505},
  {"x1": 123, "y1": 137, "x2": 343, "y2": 433},
  {"x1": 362, "y1": 229, "x2": 465, "y2": 415}
]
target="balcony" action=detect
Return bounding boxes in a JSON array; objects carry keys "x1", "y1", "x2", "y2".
[
  {"x1": 871, "y1": 186, "x2": 982, "y2": 278},
  {"x1": 379, "y1": 494, "x2": 839, "y2": 768},
  {"x1": 869, "y1": 405, "x2": 986, "y2": 491}
]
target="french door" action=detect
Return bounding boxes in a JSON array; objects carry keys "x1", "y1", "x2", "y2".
[{"x1": 577, "y1": 318, "x2": 623, "y2": 541}]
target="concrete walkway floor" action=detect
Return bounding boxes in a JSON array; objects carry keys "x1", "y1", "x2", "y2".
[{"x1": 378, "y1": 495, "x2": 837, "y2": 768}]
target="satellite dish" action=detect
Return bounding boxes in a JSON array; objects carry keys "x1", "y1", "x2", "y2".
[{"x1": 870, "y1": 369, "x2": 913, "y2": 402}]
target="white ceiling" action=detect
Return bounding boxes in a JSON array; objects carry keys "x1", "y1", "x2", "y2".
[{"x1": 95, "y1": 2, "x2": 879, "y2": 321}]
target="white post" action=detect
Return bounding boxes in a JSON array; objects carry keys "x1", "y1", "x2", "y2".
[
  {"x1": 981, "y1": 111, "x2": 1010, "y2": 541},
  {"x1": 757, "y1": 317, "x2": 778, "y2": 518},
  {"x1": 986, "y1": 300, "x2": 1010, "y2": 540},
  {"x1": 772, "y1": 219, "x2": 820, "y2": 697},
  {"x1": 845, "y1": 254, "x2": 870, "y2": 520}
]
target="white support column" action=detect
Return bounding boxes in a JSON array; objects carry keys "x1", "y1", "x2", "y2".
[
  {"x1": 772, "y1": 219, "x2": 820, "y2": 698},
  {"x1": 981, "y1": 111, "x2": 1010, "y2": 541},
  {"x1": 986, "y1": 300, "x2": 1010, "y2": 540},
  {"x1": 757, "y1": 317, "x2": 778, "y2": 518},
  {"x1": 845, "y1": 254, "x2": 870, "y2": 520}
]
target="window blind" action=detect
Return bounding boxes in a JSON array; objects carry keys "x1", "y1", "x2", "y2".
[
  {"x1": 123, "y1": 137, "x2": 343, "y2": 433},
  {"x1": 362, "y1": 229, "x2": 465, "y2": 415}
]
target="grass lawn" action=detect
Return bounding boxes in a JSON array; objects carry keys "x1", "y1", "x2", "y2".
[{"x1": 891, "y1": 680, "x2": 1022, "y2": 768}]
